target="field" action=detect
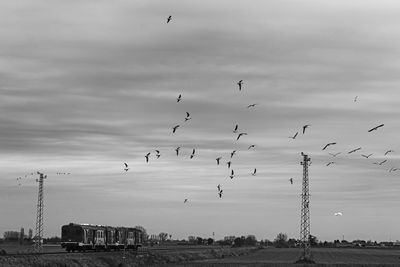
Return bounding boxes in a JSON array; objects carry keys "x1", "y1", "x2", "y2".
[{"x1": 1, "y1": 244, "x2": 400, "y2": 266}]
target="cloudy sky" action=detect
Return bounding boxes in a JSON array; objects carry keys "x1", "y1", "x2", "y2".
[{"x1": 1, "y1": 0, "x2": 400, "y2": 242}]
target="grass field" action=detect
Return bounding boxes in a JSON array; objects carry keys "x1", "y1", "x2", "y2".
[{"x1": 166, "y1": 247, "x2": 400, "y2": 267}]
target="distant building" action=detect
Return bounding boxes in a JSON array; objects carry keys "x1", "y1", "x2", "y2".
[
  {"x1": 224, "y1": 236, "x2": 236, "y2": 243},
  {"x1": 4, "y1": 231, "x2": 19, "y2": 241},
  {"x1": 19, "y1": 228, "x2": 24, "y2": 243},
  {"x1": 28, "y1": 229, "x2": 33, "y2": 240}
]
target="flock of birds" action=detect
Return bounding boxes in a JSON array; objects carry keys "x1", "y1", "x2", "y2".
[{"x1": 14, "y1": 16, "x2": 397, "y2": 220}]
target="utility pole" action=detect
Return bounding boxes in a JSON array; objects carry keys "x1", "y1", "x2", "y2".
[
  {"x1": 33, "y1": 172, "x2": 46, "y2": 253},
  {"x1": 296, "y1": 153, "x2": 315, "y2": 264}
]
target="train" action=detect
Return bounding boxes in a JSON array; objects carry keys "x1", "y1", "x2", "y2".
[{"x1": 61, "y1": 223, "x2": 144, "y2": 252}]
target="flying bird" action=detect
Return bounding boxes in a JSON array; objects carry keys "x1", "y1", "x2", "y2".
[
  {"x1": 184, "y1": 199, "x2": 188, "y2": 203},
  {"x1": 184, "y1": 112, "x2": 191, "y2": 122},
  {"x1": 177, "y1": 94, "x2": 181, "y2": 102},
  {"x1": 252, "y1": 168, "x2": 256, "y2": 176},
  {"x1": 167, "y1": 15, "x2": 172, "y2": 23},
  {"x1": 289, "y1": 132, "x2": 298, "y2": 139},
  {"x1": 227, "y1": 161, "x2": 231, "y2": 169},
  {"x1": 326, "y1": 162, "x2": 335, "y2": 166},
  {"x1": 145, "y1": 153, "x2": 150, "y2": 163},
  {"x1": 248, "y1": 145, "x2": 255, "y2": 150},
  {"x1": 124, "y1": 163, "x2": 129, "y2": 172},
  {"x1": 289, "y1": 178, "x2": 293, "y2": 185},
  {"x1": 175, "y1": 147, "x2": 180, "y2": 156},
  {"x1": 354, "y1": 96, "x2": 358, "y2": 102},
  {"x1": 334, "y1": 212, "x2": 343, "y2": 216},
  {"x1": 190, "y1": 149, "x2": 195, "y2": 159},
  {"x1": 247, "y1": 103, "x2": 258, "y2": 108},
  {"x1": 155, "y1": 150, "x2": 161, "y2": 159},
  {"x1": 233, "y1": 124, "x2": 239, "y2": 133},
  {"x1": 368, "y1": 124, "x2": 384, "y2": 132},
  {"x1": 237, "y1": 132, "x2": 247, "y2": 141},
  {"x1": 172, "y1": 125, "x2": 180, "y2": 133},
  {"x1": 302, "y1": 125, "x2": 311, "y2": 134},
  {"x1": 323, "y1": 142, "x2": 337, "y2": 150},
  {"x1": 374, "y1": 159, "x2": 387, "y2": 165},
  {"x1": 237, "y1": 80, "x2": 243, "y2": 91},
  {"x1": 216, "y1": 157, "x2": 222, "y2": 165},
  {"x1": 329, "y1": 152, "x2": 341, "y2": 157},
  {"x1": 230, "y1": 150, "x2": 237, "y2": 158},
  {"x1": 230, "y1": 169, "x2": 235, "y2": 179},
  {"x1": 384, "y1": 150, "x2": 394, "y2": 155},
  {"x1": 361, "y1": 154, "x2": 373, "y2": 158},
  {"x1": 348, "y1": 147, "x2": 362, "y2": 154},
  {"x1": 217, "y1": 184, "x2": 221, "y2": 191},
  {"x1": 218, "y1": 190, "x2": 223, "y2": 198}
]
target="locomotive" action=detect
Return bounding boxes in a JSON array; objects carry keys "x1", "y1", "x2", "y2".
[{"x1": 61, "y1": 223, "x2": 143, "y2": 252}]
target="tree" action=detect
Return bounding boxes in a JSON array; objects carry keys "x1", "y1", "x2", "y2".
[
  {"x1": 158, "y1": 232, "x2": 168, "y2": 242},
  {"x1": 196, "y1": 237, "x2": 203, "y2": 245},
  {"x1": 244, "y1": 235, "x2": 257, "y2": 246},
  {"x1": 274, "y1": 233, "x2": 289, "y2": 248},
  {"x1": 309, "y1": 235, "x2": 318, "y2": 246},
  {"x1": 207, "y1": 238, "x2": 214, "y2": 245},
  {"x1": 233, "y1": 237, "x2": 244, "y2": 247}
]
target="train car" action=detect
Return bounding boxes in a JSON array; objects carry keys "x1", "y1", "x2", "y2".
[
  {"x1": 61, "y1": 223, "x2": 143, "y2": 252},
  {"x1": 61, "y1": 223, "x2": 107, "y2": 252}
]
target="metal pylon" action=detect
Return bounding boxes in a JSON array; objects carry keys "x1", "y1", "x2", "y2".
[
  {"x1": 33, "y1": 172, "x2": 46, "y2": 253},
  {"x1": 296, "y1": 153, "x2": 315, "y2": 263}
]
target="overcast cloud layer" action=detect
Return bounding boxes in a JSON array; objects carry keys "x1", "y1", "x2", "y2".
[{"x1": 1, "y1": 0, "x2": 400, "y2": 242}]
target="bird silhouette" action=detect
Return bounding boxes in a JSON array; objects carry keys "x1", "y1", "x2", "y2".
[
  {"x1": 354, "y1": 96, "x2": 358, "y2": 102},
  {"x1": 184, "y1": 112, "x2": 191, "y2": 122},
  {"x1": 145, "y1": 153, "x2": 150, "y2": 163},
  {"x1": 230, "y1": 150, "x2": 237, "y2": 158},
  {"x1": 177, "y1": 94, "x2": 181, "y2": 102},
  {"x1": 233, "y1": 124, "x2": 239, "y2": 133},
  {"x1": 348, "y1": 147, "x2": 361, "y2": 154},
  {"x1": 237, "y1": 80, "x2": 243, "y2": 91},
  {"x1": 252, "y1": 168, "x2": 256, "y2": 176},
  {"x1": 247, "y1": 103, "x2": 258, "y2": 108},
  {"x1": 248, "y1": 145, "x2": 255, "y2": 150},
  {"x1": 218, "y1": 190, "x2": 223, "y2": 198},
  {"x1": 217, "y1": 184, "x2": 221, "y2": 191},
  {"x1": 227, "y1": 161, "x2": 231, "y2": 168},
  {"x1": 384, "y1": 150, "x2": 394, "y2": 155},
  {"x1": 184, "y1": 199, "x2": 188, "y2": 203},
  {"x1": 302, "y1": 125, "x2": 311, "y2": 134},
  {"x1": 289, "y1": 178, "x2": 293, "y2": 185},
  {"x1": 237, "y1": 133, "x2": 247, "y2": 141},
  {"x1": 190, "y1": 149, "x2": 195, "y2": 159},
  {"x1": 175, "y1": 147, "x2": 180, "y2": 156},
  {"x1": 368, "y1": 124, "x2": 384, "y2": 132},
  {"x1": 361, "y1": 154, "x2": 373, "y2": 158},
  {"x1": 326, "y1": 162, "x2": 335, "y2": 166},
  {"x1": 230, "y1": 169, "x2": 235, "y2": 179},
  {"x1": 329, "y1": 152, "x2": 341, "y2": 157},
  {"x1": 172, "y1": 125, "x2": 180, "y2": 133},
  {"x1": 374, "y1": 159, "x2": 387, "y2": 165},
  {"x1": 216, "y1": 157, "x2": 222, "y2": 165},
  {"x1": 323, "y1": 142, "x2": 337, "y2": 150},
  {"x1": 289, "y1": 132, "x2": 298, "y2": 139},
  {"x1": 124, "y1": 163, "x2": 129, "y2": 172},
  {"x1": 167, "y1": 15, "x2": 172, "y2": 23},
  {"x1": 155, "y1": 150, "x2": 161, "y2": 159}
]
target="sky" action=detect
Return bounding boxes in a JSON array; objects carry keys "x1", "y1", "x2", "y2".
[{"x1": 1, "y1": 0, "x2": 400, "y2": 242}]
